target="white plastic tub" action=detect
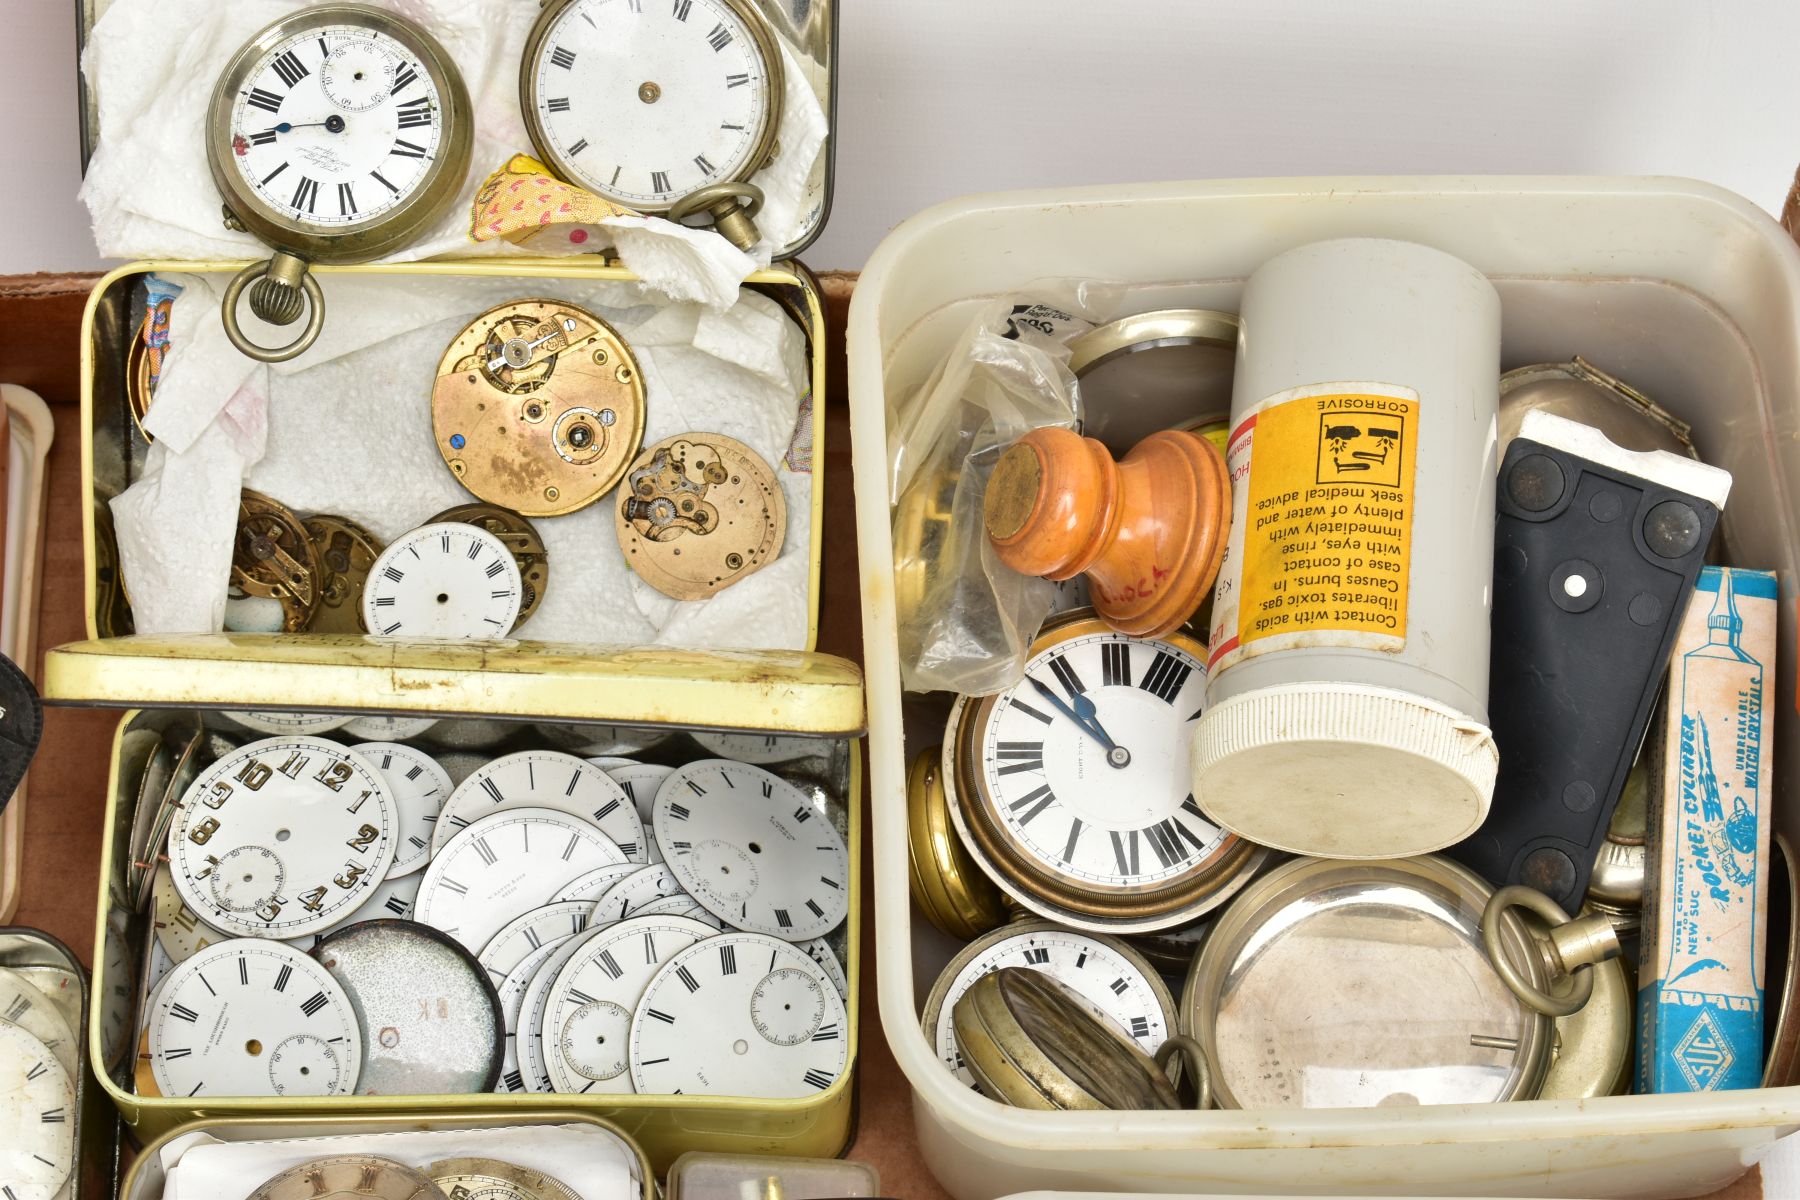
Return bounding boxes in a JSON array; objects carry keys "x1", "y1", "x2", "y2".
[{"x1": 846, "y1": 177, "x2": 1800, "y2": 1199}]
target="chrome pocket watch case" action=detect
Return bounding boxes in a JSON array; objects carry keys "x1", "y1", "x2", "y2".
[{"x1": 1182, "y1": 855, "x2": 1619, "y2": 1109}]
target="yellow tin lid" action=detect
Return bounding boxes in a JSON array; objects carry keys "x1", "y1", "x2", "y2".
[{"x1": 43, "y1": 634, "x2": 865, "y2": 735}]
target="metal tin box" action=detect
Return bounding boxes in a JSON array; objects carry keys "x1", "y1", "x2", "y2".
[
  {"x1": 79, "y1": 704, "x2": 862, "y2": 1166},
  {"x1": 118, "y1": 1111, "x2": 654, "y2": 1200}
]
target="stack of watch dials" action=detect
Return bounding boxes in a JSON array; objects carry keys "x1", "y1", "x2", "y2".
[
  {"x1": 133, "y1": 719, "x2": 850, "y2": 1102},
  {"x1": 0, "y1": 949, "x2": 81, "y2": 1200}
]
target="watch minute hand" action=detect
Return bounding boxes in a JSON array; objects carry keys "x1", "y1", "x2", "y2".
[{"x1": 1024, "y1": 676, "x2": 1114, "y2": 749}]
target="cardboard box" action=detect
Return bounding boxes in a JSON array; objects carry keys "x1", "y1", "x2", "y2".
[{"x1": 1640, "y1": 566, "x2": 1779, "y2": 1093}]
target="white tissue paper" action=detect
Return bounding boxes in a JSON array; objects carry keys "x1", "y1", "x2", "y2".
[
  {"x1": 113, "y1": 272, "x2": 814, "y2": 649},
  {"x1": 80, "y1": 0, "x2": 829, "y2": 305},
  {"x1": 156, "y1": 1123, "x2": 640, "y2": 1200}
]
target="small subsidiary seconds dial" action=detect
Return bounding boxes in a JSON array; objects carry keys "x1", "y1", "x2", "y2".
[
  {"x1": 362, "y1": 523, "x2": 525, "y2": 639},
  {"x1": 168, "y1": 737, "x2": 398, "y2": 939},
  {"x1": 146, "y1": 939, "x2": 361, "y2": 1098},
  {"x1": 960, "y1": 615, "x2": 1246, "y2": 923},
  {"x1": 921, "y1": 922, "x2": 1174, "y2": 1088},
  {"x1": 630, "y1": 932, "x2": 847, "y2": 1098},
  {"x1": 0, "y1": 1021, "x2": 75, "y2": 1200},
  {"x1": 227, "y1": 24, "x2": 446, "y2": 230},
  {"x1": 525, "y1": 0, "x2": 779, "y2": 210},
  {"x1": 654, "y1": 760, "x2": 849, "y2": 941}
]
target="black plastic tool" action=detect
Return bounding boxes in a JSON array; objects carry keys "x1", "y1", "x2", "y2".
[
  {"x1": 1451, "y1": 431, "x2": 1721, "y2": 908},
  {"x1": 0, "y1": 651, "x2": 42, "y2": 815}
]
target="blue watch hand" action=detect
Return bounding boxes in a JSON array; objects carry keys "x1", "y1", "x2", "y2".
[
  {"x1": 1024, "y1": 676, "x2": 1108, "y2": 745},
  {"x1": 1067, "y1": 690, "x2": 1121, "y2": 753}
]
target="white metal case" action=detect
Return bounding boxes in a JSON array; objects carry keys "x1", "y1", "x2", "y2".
[{"x1": 848, "y1": 177, "x2": 1800, "y2": 1199}]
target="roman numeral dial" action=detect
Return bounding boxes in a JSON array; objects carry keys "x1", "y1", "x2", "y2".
[
  {"x1": 629, "y1": 932, "x2": 848, "y2": 1098},
  {"x1": 654, "y1": 759, "x2": 850, "y2": 941},
  {"x1": 523, "y1": 0, "x2": 782, "y2": 211},
  {"x1": 957, "y1": 615, "x2": 1255, "y2": 929},
  {"x1": 921, "y1": 921, "x2": 1174, "y2": 1089},
  {"x1": 0, "y1": 1019, "x2": 76, "y2": 1198},
  {"x1": 216, "y1": 15, "x2": 461, "y2": 235},
  {"x1": 145, "y1": 939, "x2": 361, "y2": 1099},
  {"x1": 360, "y1": 522, "x2": 524, "y2": 640}
]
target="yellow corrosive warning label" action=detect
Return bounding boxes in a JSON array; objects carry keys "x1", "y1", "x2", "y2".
[{"x1": 1207, "y1": 383, "x2": 1418, "y2": 671}]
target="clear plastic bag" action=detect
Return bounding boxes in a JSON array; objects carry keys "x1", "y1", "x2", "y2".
[{"x1": 888, "y1": 281, "x2": 1125, "y2": 695}]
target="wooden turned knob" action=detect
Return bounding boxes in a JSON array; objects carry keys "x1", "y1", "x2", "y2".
[{"x1": 984, "y1": 426, "x2": 1230, "y2": 638}]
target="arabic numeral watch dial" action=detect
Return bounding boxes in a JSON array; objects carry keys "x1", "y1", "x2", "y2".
[
  {"x1": 362, "y1": 523, "x2": 525, "y2": 640},
  {"x1": 169, "y1": 737, "x2": 399, "y2": 939},
  {"x1": 654, "y1": 759, "x2": 850, "y2": 940},
  {"x1": 146, "y1": 939, "x2": 362, "y2": 1098},
  {"x1": 207, "y1": 4, "x2": 472, "y2": 361},
  {"x1": 948, "y1": 609, "x2": 1271, "y2": 934},
  {"x1": 521, "y1": 0, "x2": 784, "y2": 250},
  {"x1": 629, "y1": 931, "x2": 847, "y2": 1098}
]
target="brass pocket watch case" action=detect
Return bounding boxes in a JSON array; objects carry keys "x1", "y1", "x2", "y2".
[
  {"x1": 433, "y1": 300, "x2": 647, "y2": 518},
  {"x1": 905, "y1": 746, "x2": 1008, "y2": 941}
]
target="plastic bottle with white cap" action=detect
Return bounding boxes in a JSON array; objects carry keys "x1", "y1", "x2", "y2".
[{"x1": 1193, "y1": 237, "x2": 1501, "y2": 859}]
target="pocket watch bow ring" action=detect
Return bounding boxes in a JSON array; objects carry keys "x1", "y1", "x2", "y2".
[{"x1": 208, "y1": 5, "x2": 473, "y2": 362}]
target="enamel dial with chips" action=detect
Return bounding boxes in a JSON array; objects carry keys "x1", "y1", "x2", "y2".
[
  {"x1": 543, "y1": 914, "x2": 714, "y2": 1093},
  {"x1": 168, "y1": 737, "x2": 398, "y2": 939},
  {"x1": 921, "y1": 921, "x2": 1174, "y2": 1088},
  {"x1": 630, "y1": 931, "x2": 847, "y2": 1098},
  {"x1": 0, "y1": 1020, "x2": 74, "y2": 1200},
  {"x1": 146, "y1": 939, "x2": 361, "y2": 1098},
  {"x1": 362, "y1": 523, "x2": 524, "y2": 639},
  {"x1": 415, "y1": 808, "x2": 628, "y2": 955},
  {"x1": 435, "y1": 751, "x2": 646, "y2": 861},
  {"x1": 950, "y1": 612, "x2": 1258, "y2": 931},
  {"x1": 522, "y1": 0, "x2": 782, "y2": 212},
  {"x1": 655, "y1": 760, "x2": 849, "y2": 940},
  {"x1": 352, "y1": 742, "x2": 452, "y2": 878}
]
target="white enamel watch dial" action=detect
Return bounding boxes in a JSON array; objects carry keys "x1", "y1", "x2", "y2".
[
  {"x1": 153, "y1": 867, "x2": 226, "y2": 963},
  {"x1": 585, "y1": 755, "x2": 638, "y2": 771},
  {"x1": 0, "y1": 971, "x2": 77, "y2": 1082},
  {"x1": 633, "y1": 895, "x2": 728, "y2": 929},
  {"x1": 223, "y1": 20, "x2": 449, "y2": 233},
  {"x1": 0, "y1": 1021, "x2": 74, "y2": 1200},
  {"x1": 922, "y1": 922, "x2": 1173, "y2": 1087},
  {"x1": 342, "y1": 713, "x2": 441, "y2": 741},
  {"x1": 655, "y1": 760, "x2": 848, "y2": 940},
  {"x1": 477, "y1": 901, "x2": 594, "y2": 987},
  {"x1": 543, "y1": 914, "x2": 714, "y2": 1094},
  {"x1": 434, "y1": 751, "x2": 646, "y2": 861},
  {"x1": 606, "y1": 763, "x2": 673, "y2": 863},
  {"x1": 956, "y1": 618, "x2": 1248, "y2": 929},
  {"x1": 224, "y1": 710, "x2": 353, "y2": 735},
  {"x1": 361, "y1": 523, "x2": 524, "y2": 639},
  {"x1": 630, "y1": 931, "x2": 846, "y2": 1098},
  {"x1": 351, "y1": 741, "x2": 452, "y2": 878},
  {"x1": 517, "y1": 927, "x2": 608, "y2": 1091},
  {"x1": 800, "y1": 937, "x2": 849, "y2": 1001},
  {"x1": 414, "y1": 808, "x2": 627, "y2": 955},
  {"x1": 283, "y1": 869, "x2": 425, "y2": 954},
  {"x1": 147, "y1": 938, "x2": 360, "y2": 1097},
  {"x1": 169, "y1": 737, "x2": 398, "y2": 938},
  {"x1": 551, "y1": 862, "x2": 639, "y2": 905},
  {"x1": 592, "y1": 864, "x2": 686, "y2": 926},
  {"x1": 524, "y1": 0, "x2": 779, "y2": 211},
  {"x1": 689, "y1": 732, "x2": 810, "y2": 765},
  {"x1": 492, "y1": 938, "x2": 572, "y2": 1094}
]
